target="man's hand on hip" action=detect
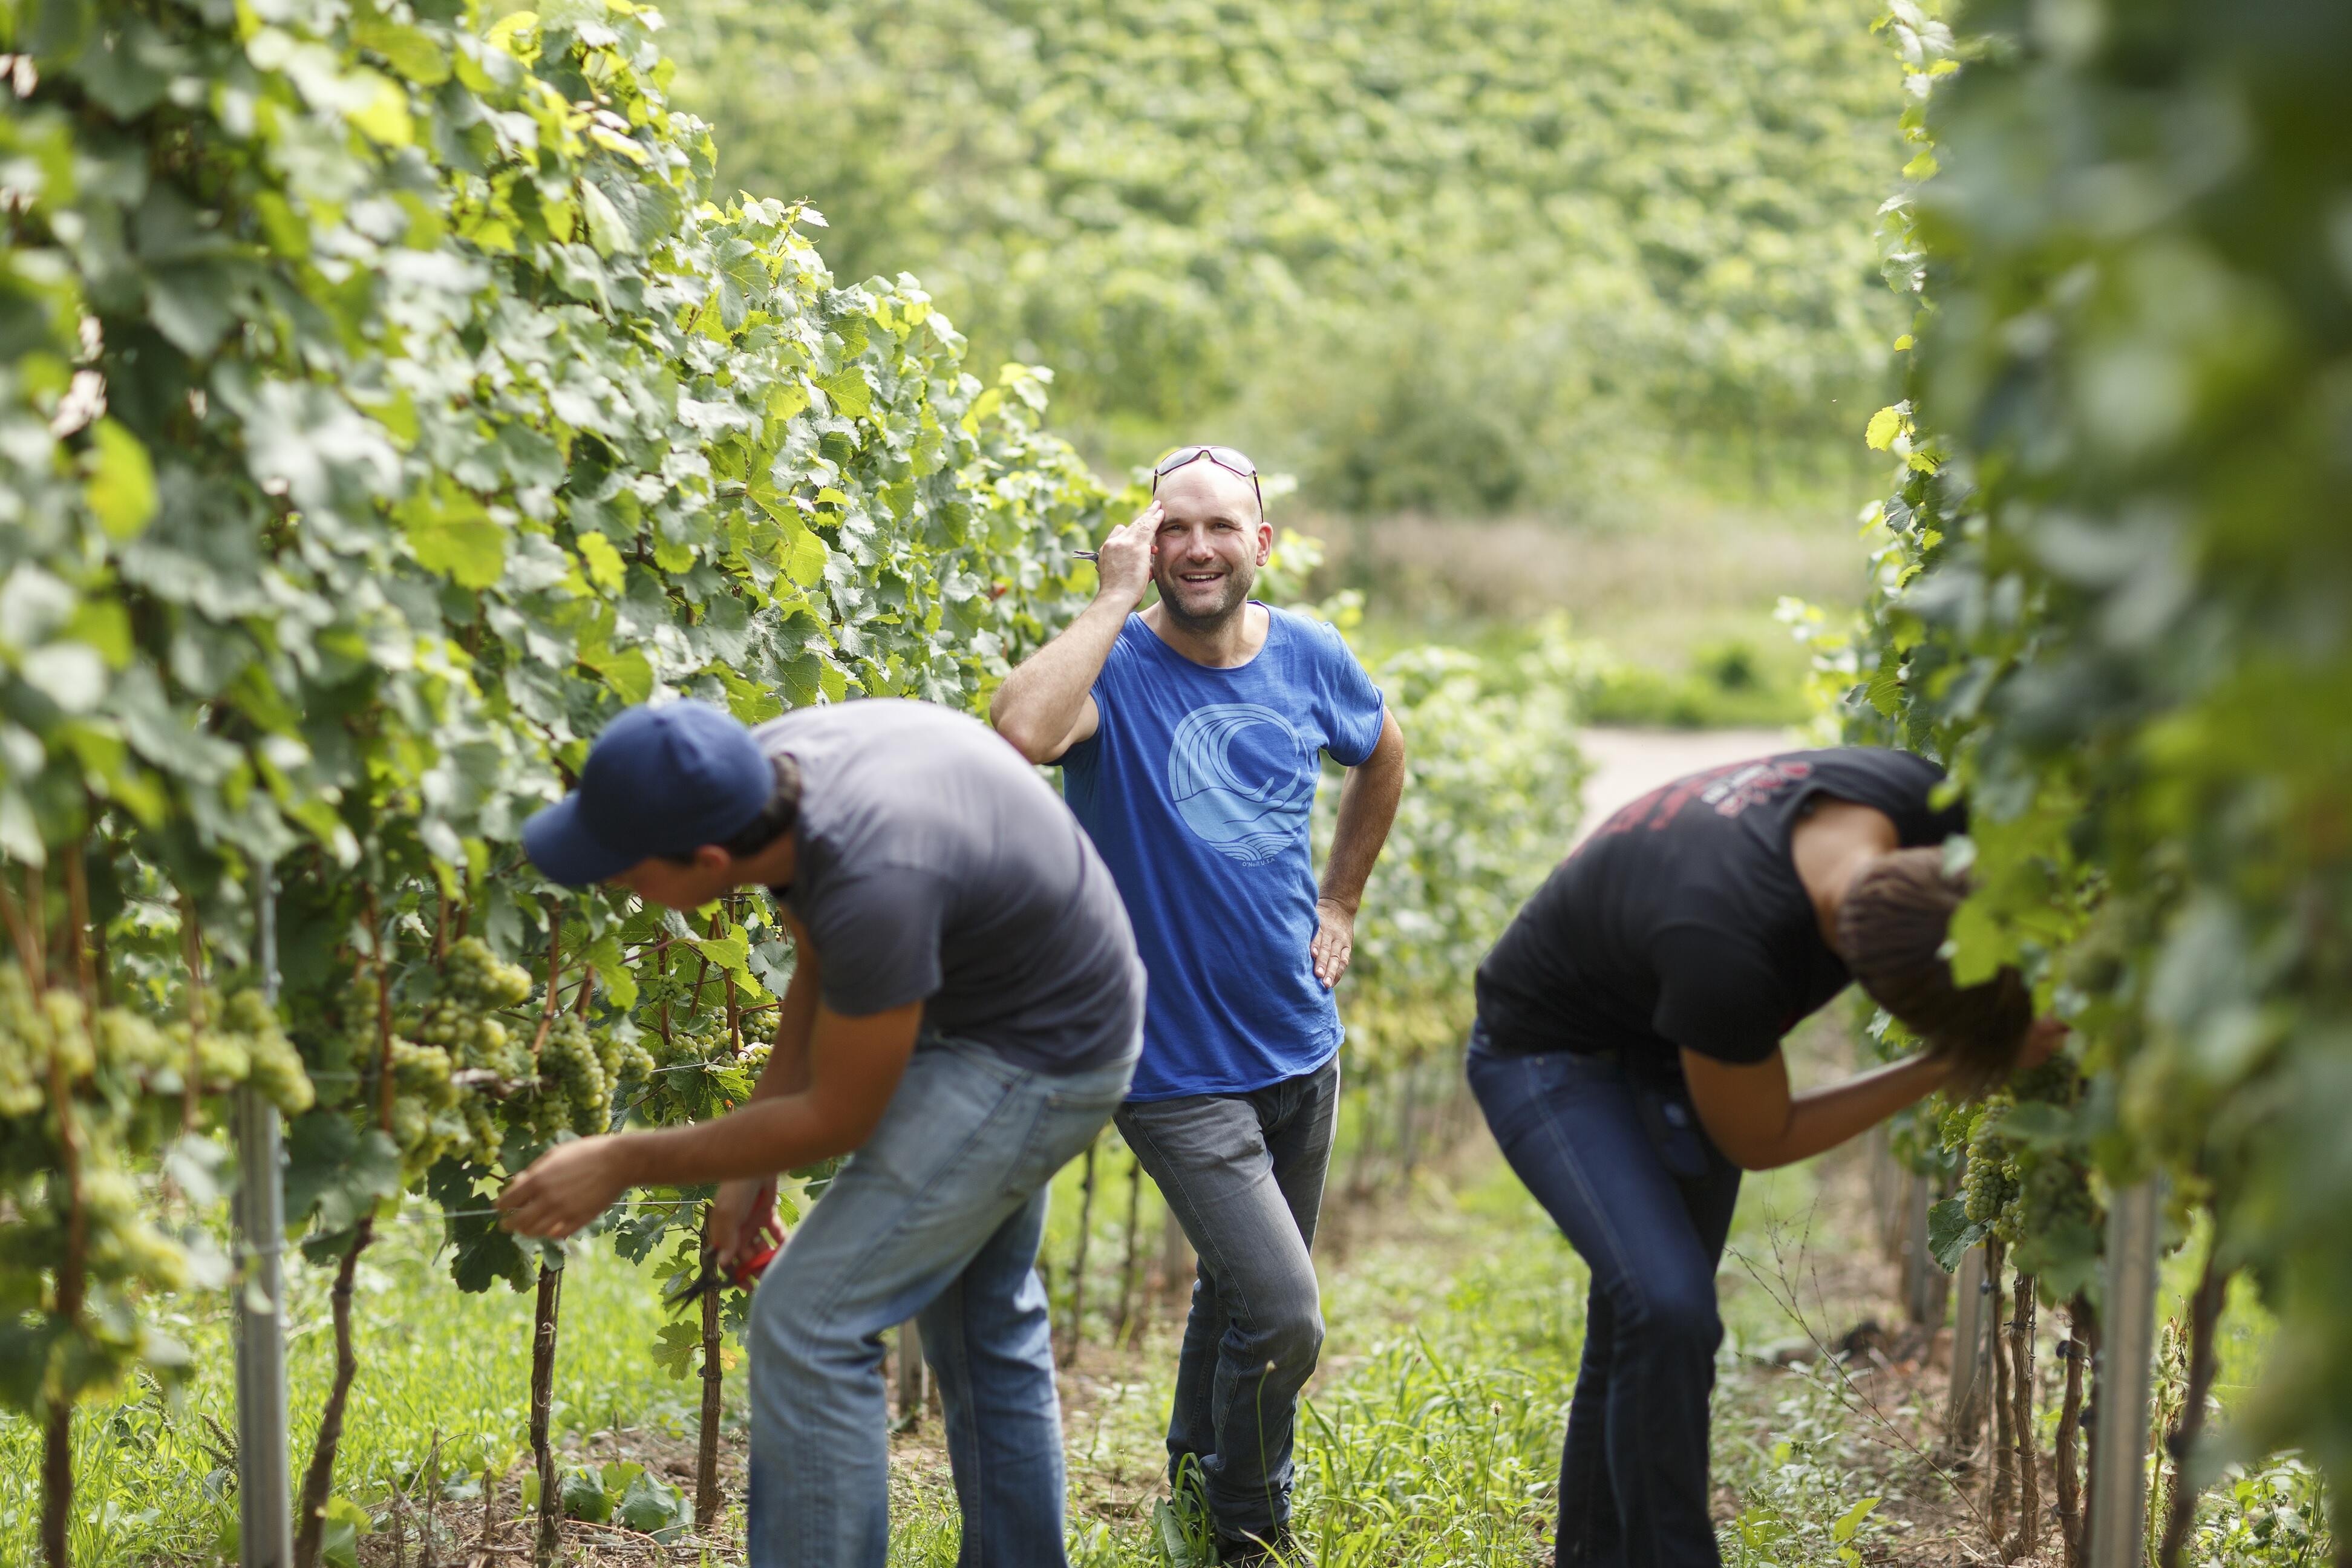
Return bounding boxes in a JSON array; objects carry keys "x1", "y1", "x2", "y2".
[
  {"x1": 1312, "y1": 897, "x2": 1356, "y2": 989},
  {"x1": 1093, "y1": 501, "x2": 1161, "y2": 609}
]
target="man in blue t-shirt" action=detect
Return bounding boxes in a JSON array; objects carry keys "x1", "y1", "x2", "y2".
[{"x1": 993, "y1": 444, "x2": 1406, "y2": 1563}]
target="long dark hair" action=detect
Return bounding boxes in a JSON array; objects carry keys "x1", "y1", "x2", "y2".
[{"x1": 1837, "y1": 846, "x2": 2033, "y2": 1097}]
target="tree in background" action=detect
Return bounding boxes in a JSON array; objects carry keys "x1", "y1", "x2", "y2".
[{"x1": 666, "y1": 0, "x2": 1909, "y2": 515}]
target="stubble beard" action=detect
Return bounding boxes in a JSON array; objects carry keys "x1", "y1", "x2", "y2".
[{"x1": 1155, "y1": 561, "x2": 1253, "y2": 633}]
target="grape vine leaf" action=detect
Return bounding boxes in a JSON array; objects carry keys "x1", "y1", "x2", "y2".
[
  {"x1": 652, "y1": 1320, "x2": 702, "y2": 1380},
  {"x1": 1926, "y1": 1196, "x2": 1983, "y2": 1273},
  {"x1": 283, "y1": 1113, "x2": 403, "y2": 1235},
  {"x1": 618, "y1": 1468, "x2": 693, "y2": 1541}
]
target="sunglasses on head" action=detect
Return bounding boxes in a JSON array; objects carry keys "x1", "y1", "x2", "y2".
[{"x1": 1152, "y1": 445, "x2": 1264, "y2": 517}]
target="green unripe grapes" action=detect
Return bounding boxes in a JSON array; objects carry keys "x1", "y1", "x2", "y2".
[{"x1": 1962, "y1": 1114, "x2": 2018, "y2": 1229}]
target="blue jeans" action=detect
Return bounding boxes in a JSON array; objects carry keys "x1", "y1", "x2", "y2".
[
  {"x1": 1465, "y1": 1034, "x2": 1742, "y2": 1568},
  {"x1": 1113, "y1": 1056, "x2": 1341, "y2": 1549},
  {"x1": 745, "y1": 1032, "x2": 1137, "y2": 1568}
]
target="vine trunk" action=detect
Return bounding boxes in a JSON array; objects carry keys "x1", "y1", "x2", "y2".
[
  {"x1": 2157, "y1": 1250, "x2": 2231, "y2": 1568},
  {"x1": 531, "y1": 1263, "x2": 563, "y2": 1567},
  {"x1": 294, "y1": 1219, "x2": 376, "y2": 1568}
]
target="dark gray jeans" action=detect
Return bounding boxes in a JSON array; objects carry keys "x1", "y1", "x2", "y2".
[{"x1": 1113, "y1": 1056, "x2": 1342, "y2": 1547}]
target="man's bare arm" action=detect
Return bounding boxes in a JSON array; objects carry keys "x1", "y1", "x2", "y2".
[
  {"x1": 495, "y1": 998, "x2": 924, "y2": 1239},
  {"x1": 616, "y1": 1000, "x2": 923, "y2": 1186},
  {"x1": 1681, "y1": 1019, "x2": 2065, "y2": 1171},
  {"x1": 990, "y1": 505, "x2": 1158, "y2": 763},
  {"x1": 1310, "y1": 710, "x2": 1406, "y2": 987},
  {"x1": 1319, "y1": 710, "x2": 1405, "y2": 912}
]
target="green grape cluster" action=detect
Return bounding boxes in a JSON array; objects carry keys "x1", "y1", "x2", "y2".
[
  {"x1": 0, "y1": 969, "x2": 312, "y2": 1124},
  {"x1": 221, "y1": 990, "x2": 313, "y2": 1114},
  {"x1": 530, "y1": 1013, "x2": 656, "y2": 1139},
  {"x1": 2008, "y1": 1151, "x2": 2098, "y2": 1252},
  {"x1": 385, "y1": 1036, "x2": 486, "y2": 1178},
  {"x1": 0, "y1": 1160, "x2": 192, "y2": 1307},
  {"x1": 1962, "y1": 1113, "x2": 2018, "y2": 1229},
  {"x1": 76, "y1": 1165, "x2": 192, "y2": 1294},
  {"x1": 414, "y1": 937, "x2": 535, "y2": 1082}
]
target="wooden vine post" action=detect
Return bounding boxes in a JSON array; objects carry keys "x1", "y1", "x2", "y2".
[
  {"x1": 2003, "y1": 1274, "x2": 2042, "y2": 1562},
  {"x1": 1985, "y1": 1236, "x2": 2014, "y2": 1544},
  {"x1": 696, "y1": 1210, "x2": 724, "y2": 1529},
  {"x1": 1060, "y1": 1132, "x2": 1101, "y2": 1365},
  {"x1": 1903, "y1": 1174, "x2": 1946, "y2": 1328},
  {"x1": 2056, "y1": 1296, "x2": 2098, "y2": 1568},
  {"x1": 895, "y1": 1319, "x2": 926, "y2": 1429},
  {"x1": 530, "y1": 1266, "x2": 564, "y2": 1567},
  {"x1": 1113, "y1": 1144, "x2": 1145, "y2": 1345},
  {"x1": 234, "y1": 864, "x2": 295, "y2": 1568},
  {"x1": 2088, "y1": 1181, "x2": 2162, "y2": 1568}
]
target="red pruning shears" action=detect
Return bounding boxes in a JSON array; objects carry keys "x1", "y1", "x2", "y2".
[{"x1": 665, "y1": 1241, "x2": 779, "y2": 1313}]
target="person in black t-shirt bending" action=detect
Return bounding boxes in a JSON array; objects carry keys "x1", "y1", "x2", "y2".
[{"x1": 1468, "y1": 748, "x2": 2063, "y2": 1568}]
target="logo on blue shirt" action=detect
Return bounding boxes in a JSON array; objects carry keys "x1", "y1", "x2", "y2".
[{"x1": 1166, "y1": 702, "x2": 1315, "y2": 865}]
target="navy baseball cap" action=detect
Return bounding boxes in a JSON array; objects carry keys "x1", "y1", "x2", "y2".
[{"x1": 522, "y1": 701, "x2": 774, "y2": 886}]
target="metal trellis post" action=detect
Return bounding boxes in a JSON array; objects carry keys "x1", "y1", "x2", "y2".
[
  {"x1": 235, "y1": 867, "x2": 293, "y2": 1568},
  {"x1": 2087, "y1": 1180, "x2": 2161, "y2": 1568},
  {"x1": 1903, "y1": 1171, "x2": 1947, "y2": 1327},
  {"x1": 1945, "y1": 1243, "x2": 1991, "y2": 1443}
]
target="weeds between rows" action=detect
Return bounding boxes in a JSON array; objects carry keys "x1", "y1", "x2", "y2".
[{"x1": 7, "y1": 1123, "x2": 2322, "y2": 1567}]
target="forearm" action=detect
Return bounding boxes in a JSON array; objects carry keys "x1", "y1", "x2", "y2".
[
  {"x1": 616, "y1": 1093, "x2": 858, "y2": 1186},
  {"x1": 1757, "y1": 1054, "x2": 1949, "y2": 1169},
  {"x1": 1319, "y1": 722, "x2": 1405, "y2": 909},
  {"x1": 990, "y1": 595, "x2": 1128, "y2": 760}
]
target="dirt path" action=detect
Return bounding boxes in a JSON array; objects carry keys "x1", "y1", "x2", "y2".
[{"x1": 1572, "y1": 725, "x2": 1797, "y2": 845}]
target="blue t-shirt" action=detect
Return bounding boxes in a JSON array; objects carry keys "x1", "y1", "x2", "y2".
[{"x1": 1061, "y1": 606, "x2": 1387, "y2": 1099}]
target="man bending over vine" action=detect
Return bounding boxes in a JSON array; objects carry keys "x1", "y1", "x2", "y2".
[{"x1": 498, "y1": 696, "x2": 1145, "y2": 1568}]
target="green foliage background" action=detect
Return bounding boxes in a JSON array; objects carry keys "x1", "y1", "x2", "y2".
[
  {"x1": 666, "y1": 0, "x2": 1909, "y2": 515},
  {"x1": 1821, "y1": 0, "x2": 2352, "y2": 1508},
  {"x1": 0, "y1": 4, "x2": 1598, "y2": 1552}
]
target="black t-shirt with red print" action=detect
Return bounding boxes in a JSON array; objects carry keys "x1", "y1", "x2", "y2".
[{"x1": 1474, "y1": 748, "x2": 1965, "y2": 1068}]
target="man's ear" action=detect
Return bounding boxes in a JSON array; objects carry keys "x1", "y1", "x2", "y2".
[
  {"x1": 1254, "y1": 521, "x2": 1274, "y2": 566},
  {"x1": 695, "y1": 843, "x2": 734, "y2": 879}
]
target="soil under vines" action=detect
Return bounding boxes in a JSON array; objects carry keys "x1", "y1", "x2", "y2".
[{"x1": 392, "y1": 1120, "x2": 2019, "y2": 1568}]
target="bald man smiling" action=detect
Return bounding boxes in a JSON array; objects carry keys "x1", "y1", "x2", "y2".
[{"x1": 992, "y1": 445, "x2": 1407, "y2": 1564}]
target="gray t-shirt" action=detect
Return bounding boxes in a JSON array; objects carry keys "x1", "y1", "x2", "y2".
[{"x1": 755, "y1": 699, "x2": 1144, "y2": 1074}]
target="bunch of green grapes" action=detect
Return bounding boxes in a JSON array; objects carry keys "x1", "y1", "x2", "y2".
[
  {"x1": 1962, "y1": 1111, "x2": 2019, "y2": 1229},
  {"x1": 0, "y1": 965, "x2": 57, "y2": 1118},
  {"x1": 386, "y1": 1034, "x2": 480, "y2": 1177},
  {"x1": 220, "y1": 989, "x2": 314, "y2": 1114},
  {"x1": 414, "y1": 937, "x2": 535, "y2": 1082},
  {"x1": 150, "y1": 991, "x2": 313, "y2": 1114},
  {"x1": 2007, "y1": 1149, "x2": 2099, "y2": 1255},
  {"x1": 74, "y1": 1164, "x2": 194, "y2": 1294},
  {"x1": 0, "y1": 969, "x2": 310, "y2": 1125},
  {"x1": 530, "y1": 1013, "x2": 656, "y2": 1139}
]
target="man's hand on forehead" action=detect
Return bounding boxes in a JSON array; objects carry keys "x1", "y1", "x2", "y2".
[{"x1": 1086, "y1": 501, "x2": 1160, "y2": 607}]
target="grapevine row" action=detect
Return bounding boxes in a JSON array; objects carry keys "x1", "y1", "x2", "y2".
[{"x1": 1821, "y1": 1, "x2": 2352, "y2": 1555}]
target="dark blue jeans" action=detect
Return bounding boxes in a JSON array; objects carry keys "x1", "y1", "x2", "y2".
[
  {"x1": 1466, "y1": 1035, "x2": 1742, "y2": 1568},
  {"x1": 1114, "y1": 1057, "x2": 1341, "y2": 1549}
]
